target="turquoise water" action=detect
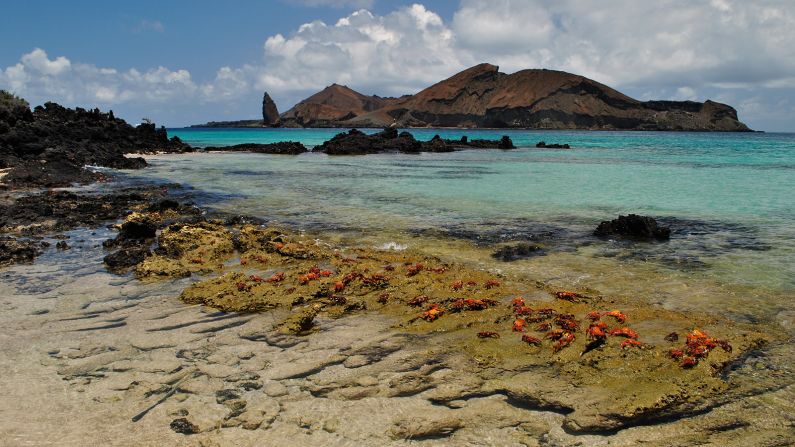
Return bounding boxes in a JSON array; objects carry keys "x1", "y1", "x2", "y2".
[{"x1": 142, "y1": 129, "x2": 794, "y2": 294}]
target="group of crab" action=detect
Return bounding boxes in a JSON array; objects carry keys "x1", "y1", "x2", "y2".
[
  {"x1": 417, "y1": 278, "x2": 503, "y2": 322},
  {"x1": 667, "y1": 328, "x2": 732, "y2": 368},
  {"x1": 476, "y1": 294, "x2": 645, "y2": 354}
]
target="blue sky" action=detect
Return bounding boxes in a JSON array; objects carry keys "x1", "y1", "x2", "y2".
[{"x1": 1, "y1": 0, "x2": 794, "y2": 130}]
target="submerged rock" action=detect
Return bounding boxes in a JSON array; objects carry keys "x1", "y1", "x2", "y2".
[
  {"x1": 491, "y1": 242, "x2": 545, "y2": 261},
  {"x1": 594, "y1": 214, "x2": 671, "y2": 241},
  {"x1": 536, "y1": 141, "x2": 570, "y2": 149},
  {"x1": 0, "y1": 236, "x2": 44, "y2": 267},
  {"x1": 203, "y1": 141, "x2": 307, "y2": 155}
]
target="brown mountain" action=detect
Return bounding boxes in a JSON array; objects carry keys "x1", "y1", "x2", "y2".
[
  {"x1": 280, "y1": 84, "x2": 400, "y2": 127},
  {"x1": 280, "y1": 63, "x2": 750, "y2": 131}
]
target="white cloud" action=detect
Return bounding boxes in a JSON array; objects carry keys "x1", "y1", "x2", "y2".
[
  {"x1": 134, "y1": 19, "x2": 165, "y2": 33},
  {"x1": 2, "y1": 1, "x2": 795, "y2": 129}
]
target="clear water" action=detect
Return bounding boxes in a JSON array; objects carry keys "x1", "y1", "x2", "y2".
[{"x1": 131, "y1": 129, "x2": 795, "y2": 318}]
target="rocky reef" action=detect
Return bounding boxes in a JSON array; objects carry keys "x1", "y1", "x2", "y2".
[
  {"x1": 313, "y1": 128, "x2": 514, "y2": 155},
  {"x1": 204, "y1": 142, "x2": 307, "y2": 155},
  {"x1": 0, "y1": 91, "x2": 191, "y2": 187},
  {"x1": 277, "y1": 64, "x2": 751, "y2": 131},
  {"x1": 90, "y1": 206, "x2": 776, "y2": 435},
  {"x1": 595, "y1": 214, "x2": 672, "y2": 241}
]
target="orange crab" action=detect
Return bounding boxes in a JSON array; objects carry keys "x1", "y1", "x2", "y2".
[
  {"x1": 511, "y1": 297, "x2": 525, "y2": 307},
  {"x1": 450, "y1": 280, "x2": 464, "y2": 291},
  {"x1": 266, "y1": 272, "x2": 285, "y2": 283},
  {"x1": 319, "y1": 269, "x2": 333, "y2": 277},
  {"x1": 553, "y1": 332, "x2": 576, "y2": 352},
  {"x1": 428, "y1": 266, "x2": 448, "y2": 274},
  {"x1": 602, "y1": 310, "x2": 627, "y2": 323},
  {"x1": 554, "y1": 314, "x2": 579, "y2": 332},
  {"x1": 298, "y1": 272, "x2": 320, "y2": 285},
  {"x1": 609, "y1": 327, "x2": 639, "y2": 339},
  {"x1": 586, "y1": 324, "x2": 607, "y2": 340},
  {"x1": 621, "y1": 339, "x2": 643, "y2": 349},
  {"x1": 422, "y1": 304, "x2": 444, "y2": 322},
  {"x1": 333, "y1": 281, "x2": 345, "y2": 292},
  {"x1": 521, "y1": 334, "x2": 542, "y2": 346},
  {"x1": 512, "y1": 318, "x2": 526, "y2": 332}
]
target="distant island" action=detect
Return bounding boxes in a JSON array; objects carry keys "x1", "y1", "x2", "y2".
[{"x1": 190, "y1": 63, "x2": 751, "y2": 131}]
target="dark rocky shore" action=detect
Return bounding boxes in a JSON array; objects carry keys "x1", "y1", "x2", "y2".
[
  {"x1": 313, "y1": 128, "x2": 514, "y2": 155},
  {"x1": 0, "y1": 91, "x2": 191, "y2": 188}
]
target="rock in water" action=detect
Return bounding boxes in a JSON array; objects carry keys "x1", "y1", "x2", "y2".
[
  {"x1": 262, "y1": 92, "x2": 279, "y2": 126},
  {"x1": 594, "y1": 214, "x2": 671, "y2": 241}
]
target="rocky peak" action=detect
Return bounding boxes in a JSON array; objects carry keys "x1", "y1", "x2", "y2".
[{"x1": 262, "y1": 92, "x2": 279, "y2": 126}]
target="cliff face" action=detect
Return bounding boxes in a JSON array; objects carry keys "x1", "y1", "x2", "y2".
[{"x1": 281, "y1": 64, "x2": 750, "y2": 131}]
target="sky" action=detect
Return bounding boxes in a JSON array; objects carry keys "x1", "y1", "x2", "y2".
[{"x1": 1, "y1": 0, "x2": 793, "y2": 131}]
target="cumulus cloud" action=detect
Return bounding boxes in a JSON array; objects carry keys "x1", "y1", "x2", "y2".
[
  {"x1": 1, "y1": 1, "x2": 794, "y2": 129},
  {"x1": 258, "y1": 5, "x2": 462, "y2": 97}
]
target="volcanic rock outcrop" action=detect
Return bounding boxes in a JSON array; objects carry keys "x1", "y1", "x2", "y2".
[
  {"x1": 280, "y1": 64, "x2": 751, "y2": 131},
  {"x1": 262, "y1": 92, "x2": 280, "y2": 126},
  {"x1": 312, "y1": 128, "x2": 514, "y2": 155},
  {"x1": 0, "y1": 91, "x2": 191, "y2": 187}
]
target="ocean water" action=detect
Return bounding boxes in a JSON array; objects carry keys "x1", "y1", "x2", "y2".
[{"x1": 127, "y1": 128, "x2": 795, "y2": 323}]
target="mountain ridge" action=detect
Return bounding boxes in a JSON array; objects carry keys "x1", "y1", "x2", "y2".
[{"x1": 192, "y1": 63, "x2": 752, "y2": 131}]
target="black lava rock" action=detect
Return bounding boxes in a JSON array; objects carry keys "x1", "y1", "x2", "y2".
[
  {"x1": 103, "y1": 246, "x2": 150, "y2": 271},
  {"x1": 594, "y1": 214, "x2": 671, "y2": 241},
  {"x1": 536, "y1": 141, "x2": 570, "y2": 149},
  {"x1": 170, "y1": 418, "x2": 199, "y2": 435},
  {"x1": 491, "y1": 243, "x2": 545, "y2": 261}
]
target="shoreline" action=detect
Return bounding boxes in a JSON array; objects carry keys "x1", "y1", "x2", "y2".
[{"x1": 2, "y1": 176, "x2": 794, "y2": 444}]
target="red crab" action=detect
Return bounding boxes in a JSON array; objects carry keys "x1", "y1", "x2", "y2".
[
  {"x1": 406, "y1": 263, "x2": 424, "y2": 277},
  {"x1": 521, "y1": 334, "x2": 542, "y2": 346},
  {"x1": 377, "y1": 293, "x2": 390, "y2": 304},
  {"x1": 319, "y1": 270, "x2": 333, "y2": 277},
  {"x1": 408, "y1": 295, "x2": 429, "y2": 307},
  {"x1": 477, "y1": 331, "x2": 500, "y2": 339},
  {"x1": 266, "y1": 272, "x2": 285, "y2": 283},
  {"x1": 484, "y1": 279, "x2": 501, "y2": 289},
  {"x1": 554, "y1": 291, "x2": 584, "y2": 302},
  {"x1": 545, "y1": 329, "x2": 565, "y2": 340},
  {"x1": 680, "y1": 356, "x2": 698, "y2": 368},
  {"x1": 553, "y1": 332, "x2": 576, "y2": 352},
  {"x1": 249, "y1": 274, "x2": 264, "y2": 282},
  {"x1": 512, "y1": 318, "x2": 526, "y2": 332},
  {"x1": 450, "y1": 280, "x2": 464, "y2": 291},
  {"x1": 586, "y1": 311, "x2": 602, "y2": 321}
]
